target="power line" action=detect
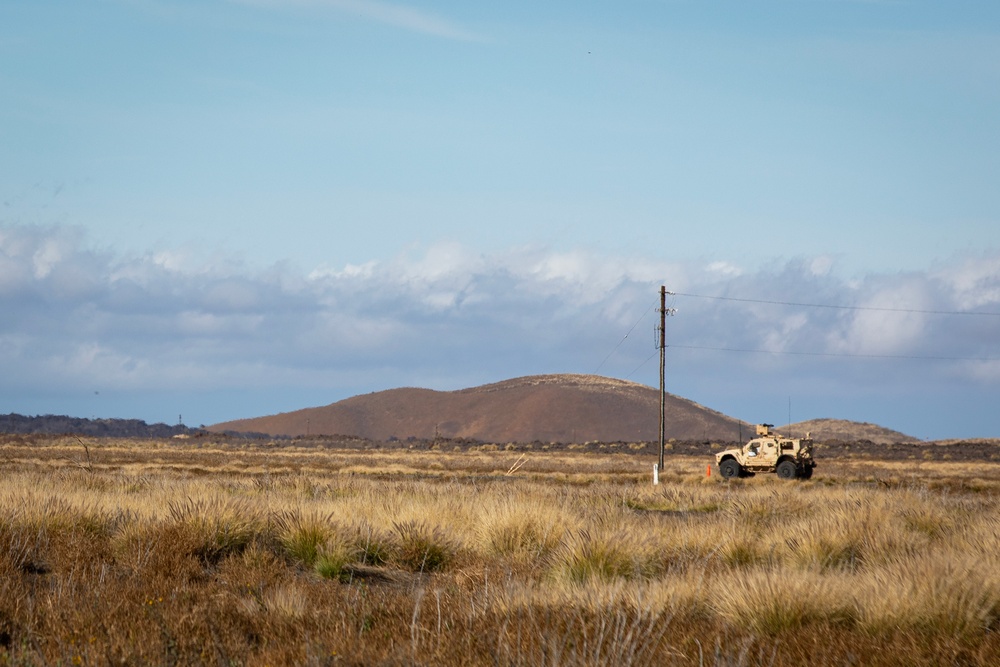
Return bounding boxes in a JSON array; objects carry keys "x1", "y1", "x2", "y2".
[
  {"x1": 594, "y1": 300, "x2": 656, "y2": 374},
  {"x1": 671, "y1": 343, "x2": 996, "y2": 362},
  {"x1": 673, "y1": 292, "x2": 1000, "y2": 317},
  {"x1": 625, "y1": 350, "x2": 658, "y2": 379},
  {"x1": 599, "y1": 289, "x2": 997, "y2": 379}
]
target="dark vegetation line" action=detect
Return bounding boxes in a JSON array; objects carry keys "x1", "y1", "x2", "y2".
[{"x1": 0, "y1": 413, "x2": 198, "y2": 438}]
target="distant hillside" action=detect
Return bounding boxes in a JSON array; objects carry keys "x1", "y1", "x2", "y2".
[
  {"x1": 0, "y1": 414, "x2": 196, "y2": 439},
  {"x1": 783, "y1": 418, "x2": 918, "y2": 444},
  {"x1": 210, "y1": 374, "x2": 748, "y2": 443}
]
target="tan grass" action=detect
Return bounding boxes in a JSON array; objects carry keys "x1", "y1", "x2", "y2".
[
  {"x1": 854, "y1": 553, "x2": 1000, "y2": 637},
  {"x1": 710, "y1": 568, "x2": 855, "y2": 634},
  {"x1": 2, "y1": 435, "x2": 1000, "y2": 665}
]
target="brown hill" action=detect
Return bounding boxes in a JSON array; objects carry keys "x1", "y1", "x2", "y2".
[
  {"x1": 208, "y1": 374, "x2": 748, "y2": 443},
  {"x1": 783, "y1": 418, "x2": 918, "y2": 444}
]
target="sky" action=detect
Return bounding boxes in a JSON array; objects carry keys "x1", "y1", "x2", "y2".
[{"x1": 2, "y1": 0, "x2": 999, "y2": 440}]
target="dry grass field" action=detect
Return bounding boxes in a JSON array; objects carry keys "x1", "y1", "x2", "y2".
[{"x1": 2, "y1": 434, "x2": 1000, "y2": 666}]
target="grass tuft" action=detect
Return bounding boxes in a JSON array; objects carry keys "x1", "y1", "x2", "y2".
[
  {"x1": 275, "y1": 510, "x2": 333, "y2": 567},
  {"x1": 712, "y1": 569, "x2": 854, "y2": 634},
  {"x1": 551, "y1": 529, "x2": 653, "y2": 583},
  {"x1": 393, "y1": 520, "x2": 458, "y2": 572},
  {"x1": 166, "y1": 497, "x2": 261, "y2": 564},
  {"x1": 351, "y1": 519, "x2": 395, "y2": 566}
]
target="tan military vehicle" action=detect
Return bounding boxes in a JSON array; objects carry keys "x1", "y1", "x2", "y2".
[{"x1": 715, "y1": 424, "x2": 816, "y2": 480}]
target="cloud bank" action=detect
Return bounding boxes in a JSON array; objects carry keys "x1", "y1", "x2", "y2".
[{"x1": 1, "y1": 223, "x2": 998, "y2": 437}]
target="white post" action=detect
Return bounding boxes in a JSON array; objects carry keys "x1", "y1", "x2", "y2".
[{"x1": 653, "y1": 464, "x2": 659, "y2": 485}]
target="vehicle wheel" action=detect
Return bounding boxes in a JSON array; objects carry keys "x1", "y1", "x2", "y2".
[
  {"x1": 776, "y1": 460, "x2": 798, "y2": 480},
  {"x1": 719, "y1": 459, "x2": 741, "y2": 479},
  {"x1": 800, "y1": 465, "x2": 814, "y2": 480}
]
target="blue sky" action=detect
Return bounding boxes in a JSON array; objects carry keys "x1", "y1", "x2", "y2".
[{"x1": 2, "y1": 0, "x2": 999, "y2": 440}]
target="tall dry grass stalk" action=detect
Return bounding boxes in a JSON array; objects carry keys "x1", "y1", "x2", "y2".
[{"x1": 1, "y1": 435, "x2": 1000, "y2": 664}]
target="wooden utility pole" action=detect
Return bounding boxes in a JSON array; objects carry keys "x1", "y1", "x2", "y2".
[
  {"x1": 658, "y1": 286, "x2": 666, "y2": 475},
  {"x1": 657, "y1": 286, "x2": 675, "y2": 480}
]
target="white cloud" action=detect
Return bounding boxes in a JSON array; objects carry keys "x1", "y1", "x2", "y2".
[
  {"x1": 934, "y1": 253, "x2": 1000, "y2": 311},
  {"x1": 964, "y1": 359, "x2": 1000, "y2": 383},
  {"x1": 1, "y1": 223, "x2": 998, "y2": 435},
  {"x1": 309, "y1": 260, "x2": 377, "y2": 281},
  {"x1": 809, "y1": 256, "x2": 834, "y2": 277},
  {"x1": 706, "y1": 261, "x2": 742, "y2": 278},
  {"x1": 828, "y1": 280, "x2": 929, "y2": 356},
  {"x1": 44, "y1": 342, "x2": 150, "y2": 389},
  {"x1": 32, "y1": 237, "x2": 64, "y2": 279},
  {"x1": 761, "y1": 312, "x2": 810, "y2": 354}
]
